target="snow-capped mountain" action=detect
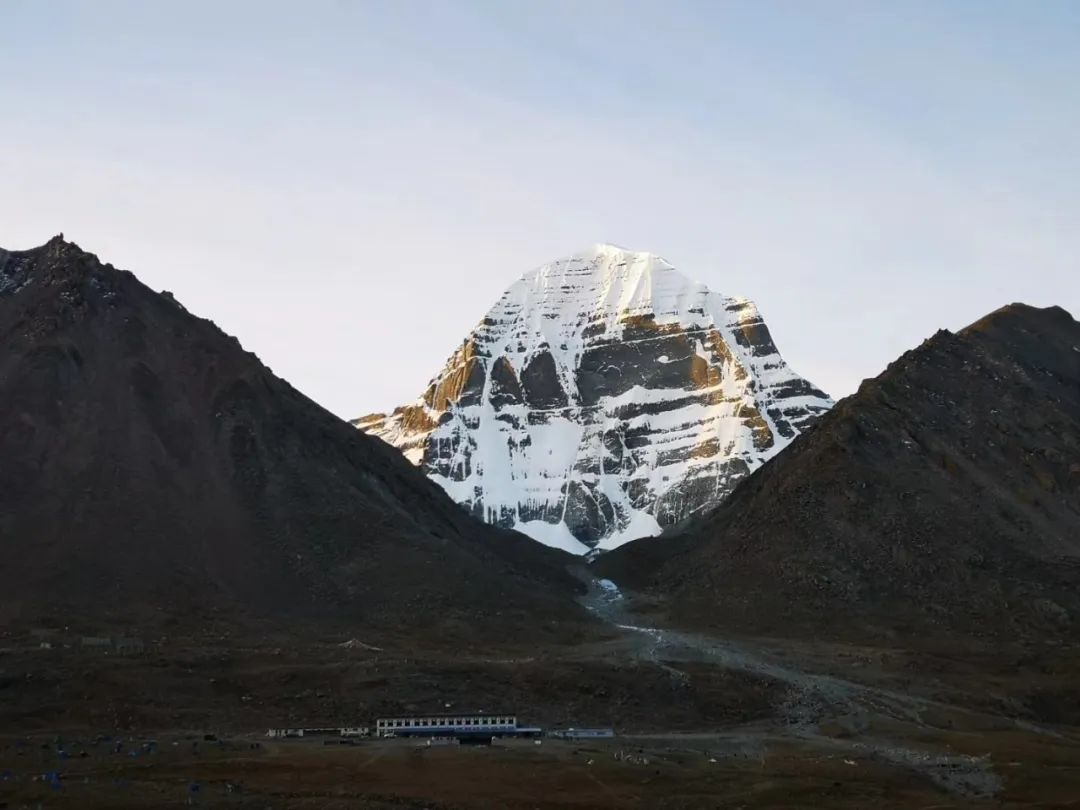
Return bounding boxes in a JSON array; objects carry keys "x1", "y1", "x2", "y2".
[{"x1": 355, "y1": 244, "x2": 832, "y2": 553}]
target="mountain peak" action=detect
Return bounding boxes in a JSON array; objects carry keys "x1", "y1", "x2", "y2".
[
  {"x1": 522, "y1": 244, "x2": 674, "y2": 282},
  {"x1": 1, "y1": 234, "x2": 93, "y2": 297},
  {"x1": 13, "y1": 233, "x2": 80, "y2": 258},
  {"x1": 598, "y1": 301, "x2": 1080, "y2": 646},
  {"x1": 0, "y1": 237, "x2": 589, "y2": 638},
  {"x1": 359, "y1": 248, "x2": 831, "y2": 553},
  {"x1": 962, "y1": 302, "x2": 1077, "y2": 335},
  {"x1": 581, "y1": 242, "x2": 670, "y2": 262},
  {"x1": 543, "y1": 243, "x2": 675, "y2": 271}
]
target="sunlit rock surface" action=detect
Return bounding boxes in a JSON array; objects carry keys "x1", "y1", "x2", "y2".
[{"x1": 355, "y1": 245, "x2": 832, "y2": 553}]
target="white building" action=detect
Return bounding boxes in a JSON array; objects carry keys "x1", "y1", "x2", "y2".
[
  {"x1": 375, "y1": 713, "x2": 517, "y2": 738},
  {"x1": 266, "y1": 728, "x2": 305, "y2": 738}
]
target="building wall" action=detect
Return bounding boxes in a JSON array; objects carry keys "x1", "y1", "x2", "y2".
[{"x1": 375, "y1": 715, "x2": 517, "y2": 737}]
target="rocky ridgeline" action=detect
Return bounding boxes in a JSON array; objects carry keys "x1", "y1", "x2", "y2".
[
  {"x1": 0, "y1": 236, "x2": 586, "y2": 638},
  {"x1": 357, "y1": 245, "x2": 831, "y2": 552},
  {"x1": 598, "y1": 303, "x2": 1080, "y2": 646}
]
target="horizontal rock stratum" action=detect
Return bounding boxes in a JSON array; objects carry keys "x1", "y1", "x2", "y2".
[{"x1": 356, "y1": 244, "x2": 832, "y2": 552}]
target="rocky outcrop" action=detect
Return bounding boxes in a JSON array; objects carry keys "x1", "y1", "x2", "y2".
[{"x1": 358, "y1": 244, "x2": 832, "y2": 552}]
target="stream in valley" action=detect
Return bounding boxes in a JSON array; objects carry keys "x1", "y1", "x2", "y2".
[{"x1": 571, "y1": 566, "x2": 1004, "y2": 799}]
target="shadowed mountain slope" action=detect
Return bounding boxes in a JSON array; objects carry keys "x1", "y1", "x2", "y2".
[
  {"x1": 597, "y1": 303, "x2": 1080, "y2": 645},
  {"x1": 0, "y1": 237, "x2": 588, "y2": 640}
]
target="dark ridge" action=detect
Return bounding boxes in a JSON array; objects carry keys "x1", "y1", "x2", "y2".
[
  {"x1": 0, "y1": 237, "x2": 591, "y2": 643},
  {"x1": 597, "y1": 303, "x2": 1080, "y2": 646}
]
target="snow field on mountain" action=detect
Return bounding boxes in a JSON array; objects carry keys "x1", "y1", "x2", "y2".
[{"x1": 359, "y1": 244, "x2": 832, "y2": 551}]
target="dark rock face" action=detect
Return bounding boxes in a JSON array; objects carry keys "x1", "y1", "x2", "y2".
[
  {"x1": 358, "y1": 245, "x2": 832, "y2": 553},
  {"x1": 598, "y1": 303, "x2": 1080, "y2": 645},
  {"x1": 489, "y1": 356, "x2": 524, "y2": 408},
  {"x1": 521, "y1": 349, "x2": 568, "y2": 409},
  {"x1": 0, "y1": 237, "x2": 586, "y2": 638}
]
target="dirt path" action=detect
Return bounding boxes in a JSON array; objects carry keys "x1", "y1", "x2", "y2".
[{"x1": 571, "y1": 566, "x2": 1004, "y2": 799}]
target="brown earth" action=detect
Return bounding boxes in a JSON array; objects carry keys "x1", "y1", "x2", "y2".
[
  {"x1": 3, "y1": 726, "x2": 1080, "y2": 809},
  {"x1": 5, "y1": 569, "x2": 1080, "y2": 807}
]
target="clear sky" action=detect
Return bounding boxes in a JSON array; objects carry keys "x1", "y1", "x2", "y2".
[{"x1": 2, "y1": 1, "x2": 1077, "y2": 418}]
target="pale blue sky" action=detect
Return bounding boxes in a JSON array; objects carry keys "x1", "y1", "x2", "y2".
[{"x1": 2, "y1": 1, "x2": 1077, "y2": 417}]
